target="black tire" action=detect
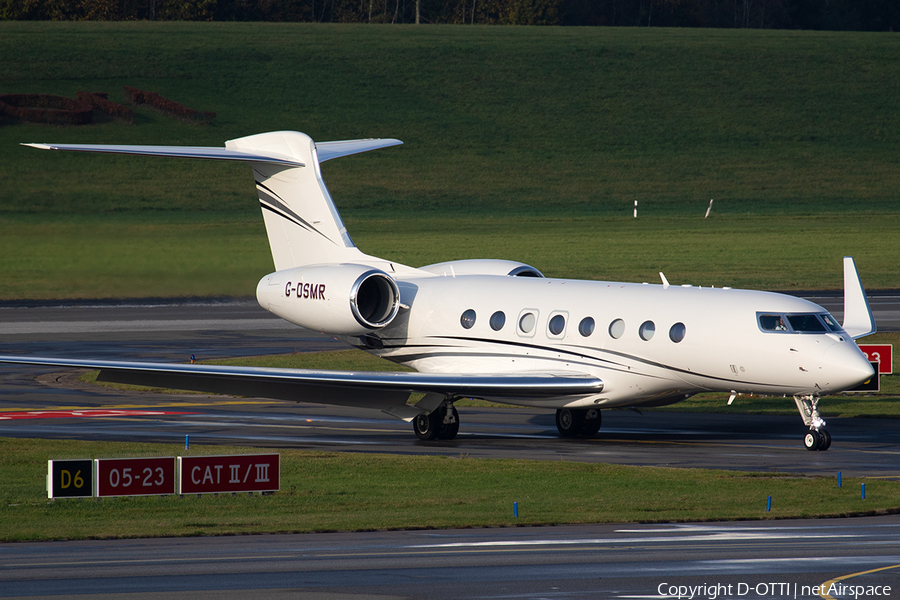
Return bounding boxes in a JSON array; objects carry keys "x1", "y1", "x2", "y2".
[
  {"x1": 436, "y1": 406, "x2": 460, "y2": 440},
  {"x1": 818, "y1": 428, "x2": 832, "y2": 451},
  {"x1": 803, "y1": 430, "x2": 821, "y2": 451},
  {"x1": 414, "y1": 412, "x2": 439, "y2": 441},
  {"x1": 556, "y1": 408, "x2": 584, "y2": 438},
  {"x1": 579, "y1": 409, "x2": 602, "y2": 437}
]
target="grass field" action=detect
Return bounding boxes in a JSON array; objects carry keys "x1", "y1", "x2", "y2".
[
  {"x1": 1, "y1": 23, "x2": 899, "y2": 298},
  {"x1": 3, "y1": 437, "x2": 898, "y2": 542}
]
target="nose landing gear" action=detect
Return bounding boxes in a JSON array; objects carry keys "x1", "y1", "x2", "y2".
[{"x1": 794, "y1": 394, "x2": 831, "y2": 451}]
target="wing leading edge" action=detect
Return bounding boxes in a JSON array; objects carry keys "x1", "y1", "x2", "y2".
[{"x1": 0, "y1": 355, "x2": 603, "y2": 421}]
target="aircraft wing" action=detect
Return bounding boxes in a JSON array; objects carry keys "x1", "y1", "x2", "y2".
[{"x1": 0, "y1": 355, "x2": 603, "y2": 420}]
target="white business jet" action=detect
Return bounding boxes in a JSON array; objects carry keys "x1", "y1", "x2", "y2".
[{"x1": 0, "y1": 131, "x2": 877, "y2": 451}]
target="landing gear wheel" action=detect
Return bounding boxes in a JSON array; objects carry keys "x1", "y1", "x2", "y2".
[
  {"x1": 556, "y1": 408, "x2": 582, "y2": 438},
  {"x1": 818, "y1": 428, "x2": 832, "y2": 451},
  {"x1": 804, "y1": 430, "x2": 821, "y2": 451},
  {"x1": 413, "y1": 404, "x2": 460, "y2": 441},
  {"x1": 414, "y1": 412, "x2": 440, "y2": 441},
  {"x1": 803, "y1": 428, "x2": 831, "y2": 451},
  {"x1": 578, "y1": 409, "x2": 602, "y2": 437},
  {"x1": 436, "y1": 406, "x2": 460, "y2": 440}
]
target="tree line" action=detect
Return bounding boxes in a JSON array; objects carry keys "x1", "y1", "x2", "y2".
[{"x1": 3, "y1": 0, "x2": 898, "y2": 30}]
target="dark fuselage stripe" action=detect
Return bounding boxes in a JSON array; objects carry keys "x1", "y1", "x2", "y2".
[{"x1": 372, "y1": 335, "x2": 768, "y2": 388}]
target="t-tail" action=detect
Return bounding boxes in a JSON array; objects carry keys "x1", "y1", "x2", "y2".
[
  {"x1": 24, "y1": 131, "x2": 403, "y2": 271},
  {"x1": 227, "y1": 131, "x2": 402, "y2": 270}
]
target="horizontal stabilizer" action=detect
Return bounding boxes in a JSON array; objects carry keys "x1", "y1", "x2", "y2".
[
  {"x1": 22, "y1": 143, "x2": 303, "y2": 166},
  {"x1": 316, "y1": 138, "x2": 403, "y2": 162},
  {"x1": 23, "y1": 136, "x2": 402, "y2": 166}
]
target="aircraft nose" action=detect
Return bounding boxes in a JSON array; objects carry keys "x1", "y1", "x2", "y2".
[{"x1": 822, "y1": 342, "x2": 875, "y2": 392}]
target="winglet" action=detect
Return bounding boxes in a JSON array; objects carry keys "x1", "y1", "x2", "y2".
[{"x1": 842, "y1": 256, "x2": 876, "y2": 339}]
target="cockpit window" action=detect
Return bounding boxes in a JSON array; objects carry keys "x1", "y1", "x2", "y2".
[
  {"x1": 758, "y1": 314, "x2": 789, "y2": 332},
  {"x1": 758, "y1": 312, "x2": 844, "y2": 334},
  {"x1": 787, "y1": 314, "x2": 827, "y2": 333},
  {"x1": 820, "y1": 313, "x2": 844, "y2": 333}
]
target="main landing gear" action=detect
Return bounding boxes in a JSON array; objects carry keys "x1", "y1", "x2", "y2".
[
  {"x1": 555, "y1": 408, "x2": 602, "y2": 438},
  {"x1": 794, "y1": 394, "x2": 831, "y2": 451},
  {"x1": 413, "y1": 402, "x2": 460, "y2": 441}
]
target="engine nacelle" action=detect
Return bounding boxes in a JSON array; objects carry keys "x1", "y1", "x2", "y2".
[
  {"x1": 419, "y1": 259, "x2": 544, "y2": 278},
  {"x1": 257, "y1": 264, "x2": 400, "y2": 335}
]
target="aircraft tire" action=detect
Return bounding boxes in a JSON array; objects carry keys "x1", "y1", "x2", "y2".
[
  {"x1": 436, "y1": 407, "x2": 460, "y2": 440},
  {"x1": 578, "y1": 409, "x2": 602, "y2": 437},
  {"x1": 818, "y1": 428, "x2": 832, "y2": 451},
  {"x1": 413, "y1": 412, "x2": 440, "y2": 441},
  {"x1": 556, "y1": 408, "x2": 583, "y2": 438},
  {"x1": 803, "y1": 430, "x2": 821, "y2": 451}
]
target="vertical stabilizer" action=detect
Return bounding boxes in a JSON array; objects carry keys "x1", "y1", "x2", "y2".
[{"x1": 226, "y1": 131, "x2": 362, "y2": 271}]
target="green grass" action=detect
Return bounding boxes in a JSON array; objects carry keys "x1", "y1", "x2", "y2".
[
  {"x1": 2, "y1": 437, "x2": 898, "y2": 542},
  {"x1": 0, "y1": 216, "x2": 270, "y2": 298},
  {"x1": 1, "y1": 23, "x2": 899, "y2": 298}
]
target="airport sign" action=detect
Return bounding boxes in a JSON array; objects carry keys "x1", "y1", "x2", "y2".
[
  {"x1": 178, "y1": 454, "x2": 280, "y2": 495},
  {"x1": 95, "y1": 457, "x2": 177, "y2": 497},
  {"x1": 857, "y1": 344, "x2": 892, "y2": 374},
  {"x1": 47, "y1": 459, "x2": 93, "y2": 499}
]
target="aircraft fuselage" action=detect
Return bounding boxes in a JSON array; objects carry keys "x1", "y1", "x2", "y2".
[{"x1": 341, "y1": 274, "x2": 875, "y2": 409}]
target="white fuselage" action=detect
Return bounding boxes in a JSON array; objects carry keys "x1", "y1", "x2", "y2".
[{"x1": 349, "y1": 274, "x2": 874, "y2": 409}]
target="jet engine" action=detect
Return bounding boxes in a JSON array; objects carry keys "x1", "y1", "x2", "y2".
[{"x1": 257, "y1": 264, "x2": 400, "y2": 335}]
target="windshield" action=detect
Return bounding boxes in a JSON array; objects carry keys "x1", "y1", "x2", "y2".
[{"x1": 758, "y1": 312, "x2": 844, "y2": 334}]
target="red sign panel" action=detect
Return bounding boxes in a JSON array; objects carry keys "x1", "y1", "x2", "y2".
[
  {"x1": 858, "y1": 344, "x2": 892, "y2": 374},
  {"x1": 96, "y1": 457, "x2": 177, "y2": 497},
  {"x1": 178, "y1": 454, "x2": 279, "y2": 495}
]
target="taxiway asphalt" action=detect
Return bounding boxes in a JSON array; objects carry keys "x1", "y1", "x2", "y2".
[{"x1": 3, "y1": 516, "x2": 899, "y2": 599}]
